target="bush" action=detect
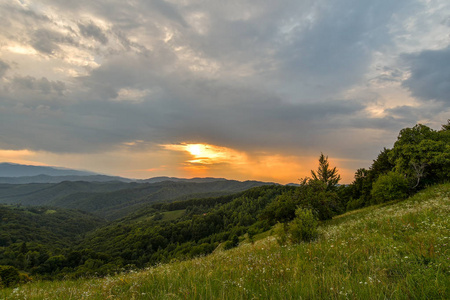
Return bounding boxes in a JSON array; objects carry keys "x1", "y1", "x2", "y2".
[
  {"x1": 274, "y1": 222, "x2": 289, "y2": 246},
  {"x1": 346, "y1": 197, "x2": 365, "y2": 211},
  {"x1": 288, "y1": 208, "x2": 318, "y2": 244},
  {"x1": 223, "y1": 235, "x2": 239, "y2": 250},
  {"x1": 274, "y1": 208, "x2": 319, "y2": 245},
  {"x1": 0, "y1": 265, "x2": 21, "y2": 287},
  {"x1": 371, "y1": 171, "x2": 409, "y2": 204}
]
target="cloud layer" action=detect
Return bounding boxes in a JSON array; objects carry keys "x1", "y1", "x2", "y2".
[{"x1": 0, "y1": 0, "x2": 449, "y2": 182}]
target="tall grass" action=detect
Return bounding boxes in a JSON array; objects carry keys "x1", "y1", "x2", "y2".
[{"x1": 2, "y1": 184, "x2": 449, "y2": 299}]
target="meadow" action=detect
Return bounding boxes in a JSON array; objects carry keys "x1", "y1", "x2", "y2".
[{"x1": 1, "y1": 183, "x2": 448, "y2": 299}]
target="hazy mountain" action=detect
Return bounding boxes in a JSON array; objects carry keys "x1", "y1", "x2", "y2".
[
  {"x1": 0, "y1": 163, "x2": 97, "y2": 177},
  {"x1": 0, "y1": 163, "x2": 273, "y2": 185},
  {"x1": 137, "y1": 176, "x2": 228, "y2": 184},
  {"x1": 0, "y1": 174, "x2": 135, "y2": 184}
]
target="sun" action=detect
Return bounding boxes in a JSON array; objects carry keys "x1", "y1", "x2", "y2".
[
  {"x1": 186, "y1": 144, "x2": 204, "y2": 156},
  {"x1": 161, "y1": 143, "x2": 246, "y2": 165}
]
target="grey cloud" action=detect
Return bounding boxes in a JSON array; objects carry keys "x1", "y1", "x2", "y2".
[
  {"x1": 148, "y1": 0, "x2": 188, "y2": 27},
  {"x1": 78, "y1": 22, "x2": 108, "y2": 44},
  {"x1": 0, "y1": 64, "x2": 369, "y2": 155},
  {"x1": 277, "y1": 0, "x2": 411, "y2": 97},
  {"x1": 0, "y1": 60, "x2": 9, "y2": 77},
  {"x1": 31, "y1": 29, "x2": 73, "y2": 55},
  {"x1": 370, "y1": 67, "x2": 404, "y2": 84},
  {"x1": 402, "y1": 46, "x2": 450, "y2": 103},
  {"x1": 12, "y1": 76, "x2": 66, "y2": 96}
]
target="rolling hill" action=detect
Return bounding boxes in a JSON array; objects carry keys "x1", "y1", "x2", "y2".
[{"x1": 0, "y1": 180, "x2": 272, "y2": 220}]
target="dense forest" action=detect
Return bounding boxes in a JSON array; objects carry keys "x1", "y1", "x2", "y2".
[{"x1": 0, "y1": 121, "x2": 448, "y2": 287}]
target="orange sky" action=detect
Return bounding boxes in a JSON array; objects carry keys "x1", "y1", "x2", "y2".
[{"x1": 0, "y1": 144, "x2": 359, "y2": 184}]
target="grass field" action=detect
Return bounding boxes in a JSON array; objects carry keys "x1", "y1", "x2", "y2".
[{"x1": 1, "y1": 184, "x2": 449, "y2": 299}]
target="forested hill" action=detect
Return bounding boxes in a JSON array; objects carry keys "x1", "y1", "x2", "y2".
[
  {"x1": 0, "y1": 205, "x2": 106, "y2": 249},
  {"x1": 0, "y1": 180, "x2": 272, "y2": 220},
  {"x1": 0, "y1": 184, "x2": 294, "y2": 280}
]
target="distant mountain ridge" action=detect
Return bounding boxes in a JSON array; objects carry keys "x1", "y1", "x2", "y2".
[
  {"x1": 0, "y1": 163, "x2": 270, "y2": 185},
  {"x1": 0, "y1": 163, "x2": 96, "y2": 177}
]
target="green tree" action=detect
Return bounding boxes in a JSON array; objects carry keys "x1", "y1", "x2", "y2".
[
  {"x1": 288, "y1": 208, "x2": 318, "y2": 244},
  {"x1": 0, "y1": 265, "x2": 21, "y2": 287},
  {"x1": 389, "y1": 123, "x2": 450, "y2": 188},
  {"x1": 371, "y1": 171, "x2": 409, "y2": 204},
  {"x1": 310, "y1": 153, "x2": 341, "y2": 190}
]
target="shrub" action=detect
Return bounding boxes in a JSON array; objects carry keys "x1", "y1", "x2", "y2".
[
  {"x1": 223, "y1": 235, "x2": 239, "y2": 250},
  {"x1": 371, "y1": 171, "x2": 409, "y2": 204},
  {"x1": 0, "y1": 265, "x2": 21, "y2": 287},
  {"x1": 288, "y1": 208, "x2": 318, "y2": 244},
  {"x1": 274, "y1": 222, "x2": 289, "y2": 246},
  {"x1": 274, "y1": 208, "x2": 319, "y2": 245}
]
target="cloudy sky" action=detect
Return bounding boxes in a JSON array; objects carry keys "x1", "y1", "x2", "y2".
[{"x1": 0, "y1": 0, "x2": 449, "y2": 183}]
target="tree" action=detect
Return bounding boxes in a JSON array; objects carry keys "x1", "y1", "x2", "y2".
[
  {"x1": 0, "y1": 265, "x2": 21, "y2": 287},
  {"x1": 371, "y1": 171, "x2": 409, "y2": 204},
  {"x1": 310, "y1": 153, "x2": 341, "y2": 190},
  {"x1": 388, "y1": 123, "x2": 450, "y2": 188},
  {"x1": 288, "y1": 208, "x2": 318, "y2": 244}
]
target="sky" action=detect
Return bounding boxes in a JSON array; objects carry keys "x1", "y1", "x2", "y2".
[{"x1": 0, "y1": 0, "x2": 449, "y2": 184}]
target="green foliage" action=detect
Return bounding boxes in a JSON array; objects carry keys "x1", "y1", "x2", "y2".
[
  {"x1": 0, "y1": 205, "x2": 105, "y2": 248},
  {"x1": 371, "y1": 171, "x2": 409, "y2": 204},
  {"x1": 223, "y1": 235, "x2": 239, "y2": 250},
  {"x1": 295, "y1": 180, "x2": 342, "y2": 220},
  {"x1": 389, "y1": 123, "x2": 450, "y2": 188},
  {"x1": 260, "y1": 193, "x2": 297, "y2": 223},
  {"x1": 288, "y1": 208, "x2": 318, "y2": 244},
  {"x1": 0, "y1": 265, "x2": 20, "y2": 288},
  {"x1": 274, "y1": 208, "x2": 318, "y2": 245},
  {"x1": 344, "y1": 121, "x2": 449, "y2": 211},
  {"x1": 310, "y1": 153, "x2": 341, "y2": 190},
  {"x1": 0, "y1": 180, "x2": 268, "y2": 221},
  {"x1": 274, "y1": 222, "x2": 289, "y2": 246},
  {"x1": 262, "y1": 155, "x2": 342, "y2": 223}
]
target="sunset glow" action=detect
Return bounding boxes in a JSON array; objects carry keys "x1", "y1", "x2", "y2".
[
  {"x1": 162, "y1": 143, "x2": 247, "y2": 165},
  {"x1": 0, "y1": 0, "x2": 448, "y2": 184},
  {"x1": 158, "y1": 143, "x2": 354, "y2": 184}
]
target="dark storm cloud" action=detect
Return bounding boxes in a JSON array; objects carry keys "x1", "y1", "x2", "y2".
[{"x1": 402, "y1": 46, "x2": 450, "y2": 104}]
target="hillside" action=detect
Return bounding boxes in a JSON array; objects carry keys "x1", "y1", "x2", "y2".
[
  {"x1": 0, "y1": 180, "x2": 271, "y2": 220},
  {"x1": 1, "y1": 183, "x2": 448, "y2": 298},
  {"x1": 0, "y1": 205, "x2": 106, "y2": 249}
]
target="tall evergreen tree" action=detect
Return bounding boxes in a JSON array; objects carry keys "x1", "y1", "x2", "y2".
[{"x1": 310, "y1": 153, "x2": 341, "y2": 190}]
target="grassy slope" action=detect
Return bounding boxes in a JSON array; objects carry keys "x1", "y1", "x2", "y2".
[{"x1": 2, "y1": 184, "x2": 449, "y2": 299}]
